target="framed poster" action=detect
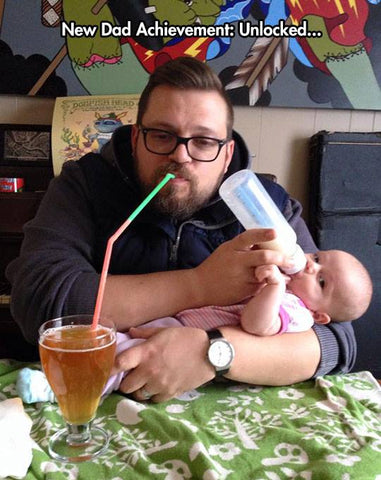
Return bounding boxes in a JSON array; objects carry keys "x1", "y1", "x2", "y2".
[
  {"x1": 0, "y1": 124, "x2": 51, "y2": 166},
  {"x1": 51, "y1": 94, "x2": 139, "y2": 175}
]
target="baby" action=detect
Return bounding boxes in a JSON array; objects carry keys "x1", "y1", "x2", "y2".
[{"x1": 213, "y1": 249, "x2": 373, "y2": 336}]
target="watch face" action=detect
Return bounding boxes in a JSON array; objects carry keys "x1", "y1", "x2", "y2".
[{"x1": 208, "y1": 340, "x2": 234, "y2": 369}]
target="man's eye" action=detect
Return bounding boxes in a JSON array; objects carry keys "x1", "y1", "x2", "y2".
[
  {"x1": 319, "y1": 277, "x2": 325, "y2": 289},
  {"x1": 152, "y1": 132, "x2": 171, "y2": 141},
  {"x1": 193, "y1": 137, "x2": 216, "y2": 148}
]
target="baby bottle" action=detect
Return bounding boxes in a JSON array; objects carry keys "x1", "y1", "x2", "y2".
[{"x1": 219, "y1": 169, "x2": 306, "y2": 275}]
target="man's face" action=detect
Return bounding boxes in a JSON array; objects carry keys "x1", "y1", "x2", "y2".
[{"x1": 131, "y1": 85, "x2": 235, "y2": 220}]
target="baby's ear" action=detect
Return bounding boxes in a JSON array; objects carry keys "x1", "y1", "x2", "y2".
[{"x1": 312, "y1": 311, "x2": 331, "y2": 324}]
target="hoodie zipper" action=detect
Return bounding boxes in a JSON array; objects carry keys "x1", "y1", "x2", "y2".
[
  {"x1": 168, "y1": 218, "x2": 238, "y2": 268},
  {"x1": 169, "y1": 221, "x2": 191, "y2": 268}
]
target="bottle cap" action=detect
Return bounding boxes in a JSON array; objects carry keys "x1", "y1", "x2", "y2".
[{"x1": 282, "y1": 244, "x2": 307, "y2": 275}]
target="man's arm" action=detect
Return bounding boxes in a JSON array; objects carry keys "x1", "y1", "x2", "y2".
[
  {"x1": 284, "y1": 197, "x2": 318, "y2": 253},
  {"x1": 101, "y1": 229, "x2": 291, "y2": 331},
  {"x1": 220, "y1": 326, "x2": 321, "y2": 385},
  {"x1": 115, "y1": 323, "x2": 321, "y2": 402}
]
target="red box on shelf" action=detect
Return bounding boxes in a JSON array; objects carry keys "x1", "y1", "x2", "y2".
[{"x1": 0, "y1": 177, "x2": 25, "y2": 192}]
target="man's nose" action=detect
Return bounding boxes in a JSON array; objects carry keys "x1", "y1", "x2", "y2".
[{"x1": 169, "y1": 142, "x2": 192, "y2": 163}]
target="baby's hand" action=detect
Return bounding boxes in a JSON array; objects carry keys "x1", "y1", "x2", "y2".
[{"x1": 255, "y1": 264, "x2": 286, "y2": 285}]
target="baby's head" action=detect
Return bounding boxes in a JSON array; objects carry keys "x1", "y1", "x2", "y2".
[{"x1": 287, "y1": 249, "x2": 372, "y2": 324}]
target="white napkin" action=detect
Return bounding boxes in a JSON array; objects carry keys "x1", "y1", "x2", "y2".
[{"x1": 0, "y1": 398, "x2": 33, "y2": 479}]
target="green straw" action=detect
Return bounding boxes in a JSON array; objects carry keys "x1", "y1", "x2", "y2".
[{"x1": 129, "y1": 173, "x2": 175, "y2": 221}]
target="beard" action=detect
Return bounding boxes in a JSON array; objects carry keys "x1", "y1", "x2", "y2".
[{"x1": 136, "y1": 162, "x2": 225, "y2": 221}]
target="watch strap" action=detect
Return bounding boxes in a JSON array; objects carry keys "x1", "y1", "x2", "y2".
[{"x1": 206, "y1": 329, "x2": 223, "y2": 341}]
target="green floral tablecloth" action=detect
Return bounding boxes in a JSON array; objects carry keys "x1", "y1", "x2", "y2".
[{"x1": 1, "y1": 359, "x2": 381, "y2": 479}]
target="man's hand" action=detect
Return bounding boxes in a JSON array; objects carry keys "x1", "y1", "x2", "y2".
[
  {"x1": 113, "y1": 326, "x2": 215, "y2": 403},
  {"x1": 192, "y1": 229, "x2": 294, "y2": 306}
]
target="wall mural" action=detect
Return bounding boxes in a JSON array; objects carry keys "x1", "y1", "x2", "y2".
[{"x1": 0, "y1": 0, "x2": 380, "y2": 110}]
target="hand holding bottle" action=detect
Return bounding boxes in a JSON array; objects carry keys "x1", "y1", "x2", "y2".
[{"x1": 219, "y1": 169, "x2": 307, "y2": 275}]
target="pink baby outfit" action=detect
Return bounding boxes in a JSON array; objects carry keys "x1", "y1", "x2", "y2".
[{"x1": 176, "y1": 291, "x2": 314, "y2": 333}]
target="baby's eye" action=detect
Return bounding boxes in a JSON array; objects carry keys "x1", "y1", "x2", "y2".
[
  {"x1": 313, "y1": 253, "x2": 320, "y2": 264},
  {"x1": 319, "y1": 276, "x2": 325, "y2": 289}
]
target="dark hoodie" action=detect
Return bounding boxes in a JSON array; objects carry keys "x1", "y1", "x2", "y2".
[{"x1": 6, "y1": 126, "x2": 356, "y2": 375}]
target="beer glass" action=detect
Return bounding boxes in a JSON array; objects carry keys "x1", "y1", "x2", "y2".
[{"x1": 39, "y1": 315, "x2": 116, "y2": 462}]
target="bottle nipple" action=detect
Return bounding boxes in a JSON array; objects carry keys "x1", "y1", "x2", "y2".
[{"x1": 282, "y1": 244, "x2": 307, "y2": 275}]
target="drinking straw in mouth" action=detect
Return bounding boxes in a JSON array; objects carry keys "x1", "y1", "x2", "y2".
[{"x1": 92, "y1": 173, "x2": 175, "y2": 327}]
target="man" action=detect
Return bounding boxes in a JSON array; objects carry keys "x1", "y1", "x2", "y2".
[{"x1": 7, "y1": 57, "x2": 355, "y2": 402}]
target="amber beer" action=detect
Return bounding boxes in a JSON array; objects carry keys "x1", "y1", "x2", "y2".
[{"x1": 39, "y1": 324, "x2": 116, "y2": 425}]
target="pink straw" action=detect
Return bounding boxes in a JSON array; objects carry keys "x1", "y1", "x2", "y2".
[{"x1": 92, "y1": 173, "x2": 175, "y2": 328}]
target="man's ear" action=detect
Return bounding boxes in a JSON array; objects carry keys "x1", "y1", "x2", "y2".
[
  {"x1": 312, "y1": 311, "x2": 331, "y2": 324},
  {"x1": 223, "y1": 139, "x2": 235, "y2": 173},
  {"x1": 131, "y1": 124, "x2": 139, "y2": 156}
]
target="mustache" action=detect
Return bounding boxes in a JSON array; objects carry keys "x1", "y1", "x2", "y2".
[{"x1": 155, "y1": 163, "x2": 194, "y2": 182}]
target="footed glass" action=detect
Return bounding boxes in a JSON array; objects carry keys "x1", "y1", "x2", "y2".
[{"x1": 38, "y1": 314, "x2": 116, "y2": 462}]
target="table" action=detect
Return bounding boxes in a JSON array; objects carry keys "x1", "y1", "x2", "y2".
[{"x1": 1, "y1": 359, "x2": 380, "y2": 479}]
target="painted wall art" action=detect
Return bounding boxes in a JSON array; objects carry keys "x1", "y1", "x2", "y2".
[{"x1": 0, "y1": 0, "x2": 380, "y2": 110}]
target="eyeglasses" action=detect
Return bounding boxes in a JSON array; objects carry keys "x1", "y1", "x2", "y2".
[{"x1": 139, "y1": 127, "x2": 228, "y2": 162}]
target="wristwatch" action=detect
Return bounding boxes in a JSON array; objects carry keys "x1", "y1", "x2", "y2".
[{"x1": 206, "y1": 330, "x2": 235, "y2": 377}]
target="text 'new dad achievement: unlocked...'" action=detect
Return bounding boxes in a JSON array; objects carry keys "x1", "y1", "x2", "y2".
[{"x1": 60, "y1": 20, "x2": 322, "y2": 39}]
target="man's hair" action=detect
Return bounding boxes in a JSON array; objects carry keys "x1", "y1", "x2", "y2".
[{"x1": 136, "y1": 57, "x2": 234, "y2": 138}]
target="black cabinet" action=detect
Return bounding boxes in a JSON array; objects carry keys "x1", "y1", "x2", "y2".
[
  {"x1": 309, "y1": 131, "x2": 381, "y2": 377},
  {"x1": 0, "y1": 125, "x2": 53, "y2": 359},
  {"x1": 0, "y1": 193, "x2": 47, "y2": 360}
]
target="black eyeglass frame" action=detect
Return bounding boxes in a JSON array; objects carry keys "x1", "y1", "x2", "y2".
[{"x1": 139, "y1": 127, "x2": 229, "y2": 162}]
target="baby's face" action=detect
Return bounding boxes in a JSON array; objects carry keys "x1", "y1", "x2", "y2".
[{"x1": 287, "y1": 251, "x2": 349, "y2": 315}]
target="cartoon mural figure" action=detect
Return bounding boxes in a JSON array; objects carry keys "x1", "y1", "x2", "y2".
[
  {"x1": 87, "y1": 111, "x2": 126, "y2": 151},
  {"x1": 226, "y1": 0, "x2": 381, "y2": 108},
  {"x1": 57, "y1": 0, "x2": 254, "y2": 95},
  {"x1": 59, "y1": 111, "x2": 127, "y2": 161},
  {"x1": 8, "y1": 0, "x2": 253, "y2": 95}
]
